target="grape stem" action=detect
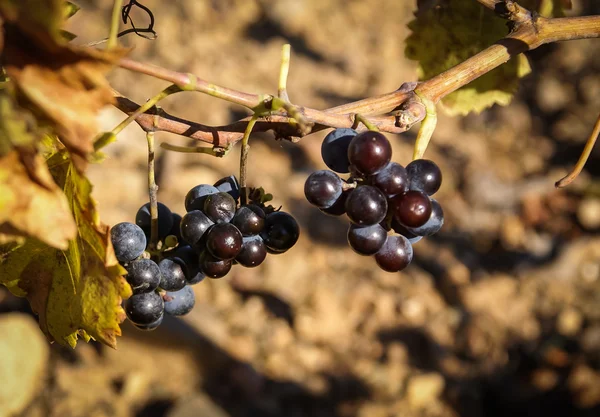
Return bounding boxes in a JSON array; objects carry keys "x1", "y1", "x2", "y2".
[
  {"x1": 555, "y1": 112, "x2": 600, "y2": 188},
  {"x1": 146, "y1": 129, "x2": 159, "y2": 250},
  {"x1": 107, "y1": 0, "x2": 124, "y2": 50},
  {"x1": 159, "y1": 142, "x2": 231, "y2": 156},
  {"x1": 353, "y1": 114, "x2": 379, "y2": 132},
  {"x1": 239, "y1": 116, "x2": 258, "y2": 206},
  {"x1": 278, "y1": 44, "x2": 291, "y2": 102}
]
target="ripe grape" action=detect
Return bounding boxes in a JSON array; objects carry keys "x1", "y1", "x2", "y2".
[
  {"x1": 320, "y1": 189, "x2": 350, "y2": 216},
  {"x1": 169, "y1": 213, "x2": 183, "y2": 242},
  {"x1": 406, "y1": 198, "x2": 444, "y2": 237},
  {"x1": 204, "y1": 192, "x2": 237, "y2": 223},
  {"x1": 163, "y1": 285, "x2": 195, "y2": 316},
  {"x1": 214, "y1": 175, "x2": 240, "y2": 201},
  {"x1": 347, "y1": 131, "x2": 392, "y2": 175},
  {"x1": 391, "y1": 218, "x2": 423, "y2": 245},
  {"x1": 347, "y1": 224, "x2": 387, "y2": 255},
  {"x1": 125, "y1": 259, "x2": 161, "y2": 294},
  {"x1": 304, "y1": 170, "x2": 344, "y2": 209},
  {"x1": 158, "y1": 258, "x2": 187, "y2": 291},
  {"x1": 236, "y1": 235, "x2": 267, "y2": 267},
  {"x1": 260, "y1": 211, "x2": 300, "y2": 253},
  {"x1": 374, "y1": 235, "x2": 413, "y2": 272},
  {"x1": 321, "y1": 128, "x2": 357, "y2": 173},
  {"x1": 371, "y1": 162, "x2": 408, "y2": 197},
  {"x1": 135, "y1": 202, "x2": 173, "y2": 240},
  {"x1": 111, "y1": 222, "x2": 146, "y2": 263},
  {"x1": 232, "y1": 204, "x2": 265, "y2": 236},
  {"x1": 170, "y1": 245, "x2": 205, "y2": 284},
  {"x1": 345, "y1": 185, "x2": 388, "y2": 226},
  {"x1": 185, "y1": 184, "x2": 219, "y2": 212},
  {"x1": 205, "y1": 223, "x2": 243, "y2": 260},
  {"x1": 125, "y1": 291, "x2": 164, "y2": 325},
  {"x1": 133, "y1": 314, "x2": 163, "y2": 331},
  {"x1": 391, "y1": 190, "x2": 432, "y2": 228},
  {"x1": 199, "y1": 252, "x2": 232, "y2": 278},
  {"x1": 406, "y1": 159, "x2": 442, "y2": 195},
  {"x1": 180, "y1": 210, "x2": 214, "y2": 248}
]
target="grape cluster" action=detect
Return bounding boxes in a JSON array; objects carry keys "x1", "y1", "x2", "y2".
[
  {"x1": 304, "y1": 128, "x2": 444, "y2": 272},
  {"x1": 110, "y1": 175, "x2": 300, "y2": 331}
]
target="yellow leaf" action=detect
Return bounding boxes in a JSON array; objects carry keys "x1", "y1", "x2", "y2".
[
  {"x1": 0, "y1": 151, "x2": 131, "y2": 348},
  {"x1": 405, "y1": 0, "x2": 532, "y2": 115}
]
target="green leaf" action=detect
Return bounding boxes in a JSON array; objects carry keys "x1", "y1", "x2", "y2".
[
  {"x1": 63, "y1": 1, "x2": 80, "y2": 19},
  {"x1": 405, "y1": 0, "x2": 532, "y2": 116},
  {"x1": 0, "y1": 151, "x2": 131, "y2": 348}
]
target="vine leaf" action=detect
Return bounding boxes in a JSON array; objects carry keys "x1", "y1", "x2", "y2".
[
  {"x1": 1, "y1": 151, "x2": 131, "y2": 349},
  {"x1": 405, "y1": 0, "x2": 531, "y2": 116},
  {"x1": 0, "y1": 0, "x2": 127, "y2": 172}
]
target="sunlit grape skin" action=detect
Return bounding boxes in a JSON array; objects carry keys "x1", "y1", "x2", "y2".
[
  {"x1": 304, "y1": 170, "x2": 344, "y2": 209},
  {"x1": 205, "y1": 223, "x2": 243, "y2": 260},
  {"x1": 347, "y1": 223, "x2": 387, "y2": 255},
  {"x1": 406, "y1": 198, "x2": 444, "y2": 237},
  {"x1": 321, "y1": 128, "x2": 357, "y2": 173},
  {"x1": 345, "y1": 185, "x2": 388, "y2": 226},
  {"x1": 406, "y1": 159, "x2": 442, "y2": 195},
  {"x1": 391, "y1": 190, "x2": 432, "y2": 228},
  {"x1": 125, "y1": 292, "x2": 164, "y2": 325},
  {"x1": 347, "y1": 131, "x2": 392, "y2": 176},
  {"x1": 111, "y1": 222, "x2": 146, "y2": 263},
  {"x1": 374, "y1": 235, "x2": 413, "y2": 272},
  {"x1": 370, "y1": 162, "x2": 409, "y2": 197}
]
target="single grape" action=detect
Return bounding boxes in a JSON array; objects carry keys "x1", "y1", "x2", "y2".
[
  {"x1": 347, "y1": 224, "x2": 387, "y2": 256},
  {"x1": 135, "y1": 202, "x2": 173, "y2": 240},
  {"x1": 374, "y1": 235, "x2": 413, "y2": 272},
  {"x1": 125, "y1": 292, "x2": 164, "y2": 325},
  {"x1": 406, "y1": 198, "x2": 444, "y2": 237},
  {"x1": 158, "y1": 258, "x2": 187, "y2": 291},
  {"x1": 170, "y1": 245, "x2": 205, "y2": 284},
  {"x1": 370, "y1": 162, "x2": 408, "y2": 197},
  {"x1": 232, "y1": 204, "x2": 265, "y2": 236},
  {"x1": 406, "y1": 159, "x2": 442, "y2": 195},
  {"x1": 205, "y1": 223, "x2": 243, "y2": 260},
  {"x1": 163, "y1": 285, "x2": 195, "y2": 316},
  {"x1": 304, "y1": 170, "x2": 344, "y2": 209},
  {"x1": 199, "y1": 252, "x2": 232, "y2": 278},
  {"x1": 391, "y1": 218, "x2": 423, "y2": 245},
  {"x1": 321, "y1": 128, "x2": 357, "y2": 173},
  {"x1": 260, "y1": 211, "x2": 300, "y2": 253},
  {"x1": 180, "y1": 210, "x2": 214, "y2": 248},
  {"x1": 320, "y1": 189, "x2": 350, "y2": 216},
  {"x1": 391, "y1": 190, "x2": 432, "y2": 228},
  {"x1": 347, "y1": 131, "x2": 392, "y2": 176},
  {"x1": 133, "y1": 314, "x2": 163, "y2": 331},
  {"x1": 214, "y1": 175, "x2": 240, "y2": 201},
  {"x1": 236, "y1": 235, "x2": 267, "y2": 267},
  {"x1": 345, "y1": 185, "x2": 388, "y2": 226},
  {"x1": 203, "y1": 192, "x2": 237, "y2": 224},
  {"x1": 125, "y1": 259, "x2": 161, "y2": 294},
  {"x1": 185, "y1": 184, "x2": 219, "y2": 212},
  {"x1": 169, "y1": 213, "x2": 183, "y2": 242},
  {"x1": 111, "y1": 222, "x2": 146, "y2": 263}
]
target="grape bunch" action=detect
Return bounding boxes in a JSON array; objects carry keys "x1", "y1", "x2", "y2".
[
  {"x1": 110, "y1": 175, "x2": 300, "y2": 331},
  {"x1": 304, "y1": 128, "x2": 444, "y2": 272}
]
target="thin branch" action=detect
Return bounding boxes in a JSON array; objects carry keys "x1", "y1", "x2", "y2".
[
  {"x1": 146, "y1": 130, "x2": 159, "y2": 250},
  {"x1": 107, "y1": 0, "x2": 124, "y2": 49},
  {"x1": 278, "y1": 44, "x2": 291, "y2": 101},
  {"x1": 475, "y1": 0, "x2": 530, "y2": 22}
]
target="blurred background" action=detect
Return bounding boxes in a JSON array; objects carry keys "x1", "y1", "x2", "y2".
[{"x1": 2, "y1": 0, "x2": 600, "y2": 416}]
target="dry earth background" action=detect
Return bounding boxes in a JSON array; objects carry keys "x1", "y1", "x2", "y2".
[{"x1": 2, "y1": 0, "x2": 600, "y2": 416}]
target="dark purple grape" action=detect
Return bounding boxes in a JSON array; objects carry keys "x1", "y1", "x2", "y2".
[
  {"x1": 214, "y1": 175, "x2": 240, "y2": 201},
  {"x1": 236, "y1": 235, "x2": 267, "y2": 267},
  {"x1": 370, "y1": 162, "x2": 408, "y2": 197},
  {"x1": 170, "y1": 245, "x2": 205, "y2": 284},
  {"x1": 133, "y1": 314, "x2": 163, "y2": 331},
  {"x1": 163, "y1": 285, "x2": 195, "y2": 316},
  {"x1": 158, "y1": 258, "x2": 187, "y2": 291},
  {"x1": 260, "y1": 211, "x2": 300, "y2": 253},
  {"x1": 321, "y1": 128, "x2": 357, "y2": 173},
  {"x1": 347, "y1": 224, "x2": 387, "y2": 256},
  {"x1": 391, "y1": 218, "x2": 423, "y2": 245},
  {"x1": 180, "y1": 210, "x2": 214, "y2": 248},
  {"x1": 199, "y1": 252, "x2": 232, "y2": 278},
  {"x1": 111, "y1": 222, "x2": 146, "y2": 263},
  {"x1": 205, "y1": 223, "x2": 243, "y2": 260},
  {"x1": 391, "y1": 190, "x2": 432, "y2": 228},
  {"x1": 304, "y1": 170, "x2": 344, "y2": 209},
  {"x1": 169, "y1": 213, "x2": 183, "y2": 242},
  {"x1": 232, "y1": 204, "x2": 265, "y2": 236},
  {"x1": 135, "y1": 202, "x2": 173, "y2": 241},
  {"x1": 345, "y1": 185, "x2": 388, "y2": 226},
  {"x1": 125, "y1": 292, "x2": 164, "y2": 325},
  {"x1": 320, "y1": 189, "x2": 350, "y2": 216},
  {"x1": 204, "y1": 192, "x2": 237, "y2": 223},
  {"x1": 185, "y1": 184, "x2": 219, "y2": 212},
  {"x1": 406, "y1": 198, "x2": 444, "y2": 236},
  {"x1": 125, "y1": 259, "x2": 161, "y2": 294},
  {"x1": 406, "y1": 159, "x2": 442, "y2": 195},
  {"x1": 374, "y1": 235, "x2": 413, "y2": 272},
  {"x1": 347, "y1": 131, "x2": 392, "y2": 176}
]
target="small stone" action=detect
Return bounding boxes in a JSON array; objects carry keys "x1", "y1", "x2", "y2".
[
  {"x1": 577, "y1": 198, "x2": 600, "y2": 230},
  {"x1": 557, "y1": 308, "x2": 583, "y2": 337},
  {"x1": 406, "y1": 372, "x2": 445, "y2": 408},
  {"x1": 0, "y1": 314, "x2": 49, "y2": 417}
]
